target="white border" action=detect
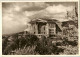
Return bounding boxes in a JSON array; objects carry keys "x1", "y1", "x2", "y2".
[
  {"x1": 0, "y1": 2, "x2": 2, "y2": 56},
  {"x1": 0, "y1": 0, "x2": 80, "y2": 56}
]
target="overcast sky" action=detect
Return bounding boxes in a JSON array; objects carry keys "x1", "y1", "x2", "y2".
[{"x1": 2, "y1": 2, "x2": 78, "y2": 34}]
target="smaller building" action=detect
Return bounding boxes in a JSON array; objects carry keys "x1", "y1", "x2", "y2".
[{"x1": 62, "y1": 20, "x2": 78, "y2": 41}]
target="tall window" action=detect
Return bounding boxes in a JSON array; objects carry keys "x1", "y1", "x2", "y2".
[
  {"x1": 49, "y1": 23, "x2": 55, "y2": 28},
  {"x1": 44, "y1": 26, "x2": 45, "y2": 30}
]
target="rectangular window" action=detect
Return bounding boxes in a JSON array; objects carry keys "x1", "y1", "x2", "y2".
[
  {"x1": 49, "y1": 24, "x2": 55, "y2": 28},
  {"x1": 34, "y1": 32, "x2": 35, "y2": 34},
  {"x1": 49, "y1": 29, "x2": 55, "y2": 35},
  {"x1": 44, "y1": 26, "x2": 45, "y2": 30}
]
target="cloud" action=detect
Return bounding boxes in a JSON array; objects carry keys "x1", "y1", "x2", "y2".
[
  {"x1": 2, "y1": 11, "x2": 28, "y2": 34},
  {"x1": 29, "y1": 4, "x2": 74, "y2": 22},
  {"x1": 22, "y1": 2, "x2": 48, "y2": 11},
  {"x1": 46, "y1": 4, "x2": 74, "y2": 14},
  {"x1": 2, "y1": 2, "x2": 49, "y2": 34},
  {"x1": 2, "y1": 2, "x2": 76, "y2": 34}
]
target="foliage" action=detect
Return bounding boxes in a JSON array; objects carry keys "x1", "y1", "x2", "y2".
[
  {"x1": 2, "y1": 33, "x2": 78, "y2": 55},
  {"x1": 62, "y1": 38, "x2": 78, "y2": 46},
  {"x1": 14, "y1": 46, "x2": 39, "y2": 55},
  {"x1": 2, "y1": 34, "x2": 39, "y2": 55}
]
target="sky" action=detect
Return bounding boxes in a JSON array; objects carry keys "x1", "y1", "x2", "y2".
[{"x1": 2, "y1": 2, "x2": 78, "y2": 35}]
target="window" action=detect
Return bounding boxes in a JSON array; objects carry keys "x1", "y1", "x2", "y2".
[
  {"x1": 34, "y1": 26, "x2": 35, "y2": 29},
  {"x1": 49, "y1": 29, "x2": 55, "y2": 35},
  {"x1": 44, "y1": 26, "x2": 45, "y2": 30},
  {"x1": 34, "y1": 32, "x2": 35, "y2": 34},
  {"x1": 49, "y1": 24, "x2": 55, "y2": 28}
]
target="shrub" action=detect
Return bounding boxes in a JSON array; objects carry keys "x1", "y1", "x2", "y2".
[
  {"x1": 56, "y1": 42, "x2": 63, "y2": 46},
  {"x1": 51, "y1": 45, "x2": 64, "y2": 55},
  {"x1": 67, "y1": 40, "x2": 78, "y2": 46},
  {"x1": 14, "y1": 45, "x2": 39, "y2": 55}
]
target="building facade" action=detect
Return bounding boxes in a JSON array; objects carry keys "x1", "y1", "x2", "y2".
[{"x1": 29, "y1": 19, "x2": 62, "y2": 38}]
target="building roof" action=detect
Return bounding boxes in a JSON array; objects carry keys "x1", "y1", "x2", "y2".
[
  {"x1": 29, "y1": 18, "x2": 62, "y2": 31},
  {"x1": 62, "y1": 20, "x2": 78, "y2": 28},
  {"x1": 29, "y1": 18, "x2": 59, "y2": 23}
]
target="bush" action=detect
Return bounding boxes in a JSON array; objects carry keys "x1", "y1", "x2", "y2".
[
  {"x1": 2, "y1": 34, "x2": 39, "y2": 55},
  {"x1": 67, "y1": 40, "x2": 78, "y2": 46},
  {"x1": 14, "y1": 46, "x2": 39, "y2": 55},
  {"x1": 56, "y1": 42, "x2": 63, "y2": 46},
  {"x1": 2, "y1": 37, "x2": 8, "y2": 54},
  {"x1": 51, "y1": 45, "x2": 64, "y2": 55},
  {"x1": 2, "y1": 33, "x2": 78, "y2": 55}
]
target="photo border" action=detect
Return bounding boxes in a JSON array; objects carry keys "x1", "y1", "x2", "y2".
[{"x1": 0, "y1": 0, "x2": 80, "y2": 56}]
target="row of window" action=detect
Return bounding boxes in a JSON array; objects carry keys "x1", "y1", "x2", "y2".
[{"x1": 33, "y1": 29, "x2": 55, "y2": 34}]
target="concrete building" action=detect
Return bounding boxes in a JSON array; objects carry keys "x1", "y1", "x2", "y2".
[{"x1": 29, "y1": 18, "x2": 62, "y2": 38}]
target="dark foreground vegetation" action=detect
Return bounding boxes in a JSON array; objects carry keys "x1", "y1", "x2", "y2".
[{"x1": 2, "y1": 33, "x2": 78, "y2": 55}]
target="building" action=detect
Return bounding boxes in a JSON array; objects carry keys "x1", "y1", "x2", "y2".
[
  {"x1": 29, "y1": 18, "x2": 62, "y2": 38},
  {"x1": 62, "y1": 20, "x2": 78, "y2": 41},
  {"x1": 17, "y1": 18, "x2": 78, "y2": 41}
]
